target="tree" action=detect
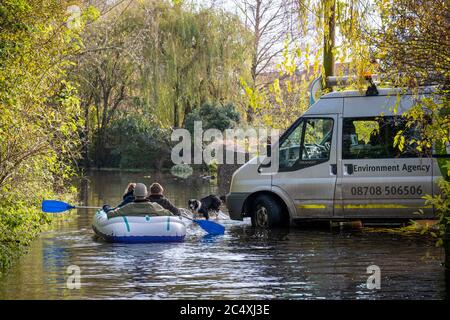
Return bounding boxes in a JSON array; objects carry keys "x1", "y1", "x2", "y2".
[
  {"x1": 74, "y1": 2, "x2": 141, "y2": 167},
  {"x1": 234, "y1": 0, "x2": 299, "y2": 122},
  {"x1": 75, "y1": 0, "x2": 252, "y2": 167},
  {"x1": 374, "y1": 0, "x2": 449, "y2": 86},
  {"x1": 322, "y1": 0, "x2": 335, "y2": 89},
  {"x1": 0, "y1": 0, "x2": 95, "y2": 191},
  {"x1": 0, "y1": 0, "x2": 96, "y2": 271},
  {"x1": 373, "y1": 0, "x2": 449, "y2": 267},
  {"x1": 139, "y1": 1, "x2": 251, "y2": 127},
  {"x1": 238, "y1": 0, "x2": 377, "y2": 129}
]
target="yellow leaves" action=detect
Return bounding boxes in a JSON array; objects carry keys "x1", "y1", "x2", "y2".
[
  {"x1": 313, "y1": 57, "x2": 320, "y2": 75},
  {"x1": 85, "y1": 5, "x2": 100, "y2": 21},
  {"x1": 240, "y1": 77, "x2": 265, "y2": 112},
  {"x1": 393, "y1": 131, "x2": 405, "y2": 151},
  {"x1": 262, "y1": 114, "x2": 273, "y2": 127},
  {"x1": 443, "y1": 160, "x2": 450, "y2": 177},
  {"x1": 277, "y1": 37, "x2": 297, "y2": 77},
  {"x1": 172, "y1": 0, "x2": 184, "y2": 6},
  {"x1": 304, "y1": 43, "x2": 310, "y2": 71},
  {"x1": 295, "y1": 47, "x2": 302, "y2": 59},
  {"x1": 286, "y1": 80, "x2": 293, "y2": 94},
  {"x1": 270, "y1": 79, "x2": 283, "y2": 105}
]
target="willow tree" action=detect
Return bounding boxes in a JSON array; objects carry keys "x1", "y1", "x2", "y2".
[{"x1": 138, "y1": 1, "x2": 252, "y2": 128}]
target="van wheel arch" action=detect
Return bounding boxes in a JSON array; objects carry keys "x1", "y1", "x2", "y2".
[{"x1": 244, "y1": 192, "x2": 290, "y2": 228}]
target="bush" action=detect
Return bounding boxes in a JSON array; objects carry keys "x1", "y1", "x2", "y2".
[
  {"x1": 100, "y1": 113, "x2": 173, "y2": 170},
  {"x1": 423, "y1": 179, "x2": 450, "y2": 246},
  {"x1": 184, "y1": 102, "x2": 240, "y2": 133}
]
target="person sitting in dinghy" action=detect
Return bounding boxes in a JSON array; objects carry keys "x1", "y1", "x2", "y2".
[
  {"x1": 105, "y1": 183, "x2": 173, "y2": 219},
  {"x1": 147, "y1": 182, "x2": 180, "y2": 216},
  {"x1": 102, "y1": 182, "x2": 135, "y2": 212},
  {"x1": 118, "y1": 182, "x2": 136, "y2": 207}
]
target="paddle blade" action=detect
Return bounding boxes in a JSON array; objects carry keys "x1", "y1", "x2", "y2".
[
  {"x1": 194, "y1": 219, "x2": 225, "y2": 235},
  {"x1": 42, "y1": 200, "x2": 75, "y2": 213}
]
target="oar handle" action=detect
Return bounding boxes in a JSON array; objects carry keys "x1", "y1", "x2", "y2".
[
  {"x1": 179, "y1": 209, "x2": 193, "y2": 221},
  {"x1": 74, "y1": 206, "x2": 102, "y2": 210}
]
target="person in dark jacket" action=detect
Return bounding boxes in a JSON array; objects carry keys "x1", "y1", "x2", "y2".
[
  {"x1": 103, "y1": 182, "x2": 136, "y2": 213},
  {"x1": 147, "y1": 182, "x2": 180, "y2": 216},
  {"x1": 118, "y1": 183, "x2": 136, "y2": 207}
]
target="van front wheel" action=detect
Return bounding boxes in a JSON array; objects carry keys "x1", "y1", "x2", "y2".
[{"x1": 250, "y1": 195, "x2": 285, "y2": 228}]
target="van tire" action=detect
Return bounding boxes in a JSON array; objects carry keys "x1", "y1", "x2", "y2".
[{"x1": 250, "y1": 195, "x2": 286, "y2": 228}]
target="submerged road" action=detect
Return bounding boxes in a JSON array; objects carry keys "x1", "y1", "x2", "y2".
[{"x1": 0, "y1": 171, "x2": 446, "y2": 299}]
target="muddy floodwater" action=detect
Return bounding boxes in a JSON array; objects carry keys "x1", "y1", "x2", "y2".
[{"x1": 0, "y1": 171, "x2": 447, "y2": 299}]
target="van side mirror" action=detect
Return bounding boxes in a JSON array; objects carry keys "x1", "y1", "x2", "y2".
[{"x1": 266, "y1": 138, "x2": 271, "y2": 157}]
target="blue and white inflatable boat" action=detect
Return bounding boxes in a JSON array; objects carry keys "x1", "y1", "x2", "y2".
[{"x1": 92, "y1": 210, "x2": 187, "y2": 243}]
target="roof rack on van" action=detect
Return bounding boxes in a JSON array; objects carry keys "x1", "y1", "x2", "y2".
[{"x1": 309, "y1": 74, "x2": 379, "y2": 105}]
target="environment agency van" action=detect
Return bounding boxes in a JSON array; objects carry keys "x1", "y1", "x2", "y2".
[{"x1": 226, "y1": 77, "x2": 448, "y2": 228}]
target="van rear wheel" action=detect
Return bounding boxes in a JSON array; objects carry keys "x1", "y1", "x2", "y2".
[{"x1": 250, "y1": 195, "x2": 286, "y2": 228}]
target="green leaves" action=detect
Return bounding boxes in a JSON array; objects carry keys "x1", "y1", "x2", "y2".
[{"x1": 0, "y1": 1, "x2": 87, "y2": 272}]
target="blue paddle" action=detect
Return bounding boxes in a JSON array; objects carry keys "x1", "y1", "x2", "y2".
[
  {"x1": 180, "y1": 212, "x2": 225, "y2": 235},
  {"x1": 42, "y1": 200, "x2": 101, "y2": 213}
]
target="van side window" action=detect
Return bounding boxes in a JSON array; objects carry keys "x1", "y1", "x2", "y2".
[
  {"x1": 301, "y1": 118, "x2": 333, "y2": 161},
  {"x1": 279, "y1": 118, "x2": 333, "y2": 170},
  {"x1": 342, "y1": 116, "x2": 424, "y2": 159}
]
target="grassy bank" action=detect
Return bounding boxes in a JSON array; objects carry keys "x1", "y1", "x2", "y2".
[{"x1": 0, "y1": 190, "x2": 76, "y2": 274}]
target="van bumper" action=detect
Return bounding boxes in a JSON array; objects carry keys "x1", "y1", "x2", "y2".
[{"x1": 226, "y1": 192, "x2": 249, "y2": 221}]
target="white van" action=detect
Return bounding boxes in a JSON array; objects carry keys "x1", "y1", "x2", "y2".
[{"x1": 226, "y1": 83, "x2": 446, "y2": 228}]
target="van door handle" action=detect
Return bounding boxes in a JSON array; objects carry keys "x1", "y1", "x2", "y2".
[
  {"x1": 330, "y1": 164, "x2": 337, "y2": 175},
  {"x1": 344, "y1": 164, "x2": 354, "y2": 175}
]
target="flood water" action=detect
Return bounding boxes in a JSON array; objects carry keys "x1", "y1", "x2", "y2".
[{"x1": 0, "y1": 171, "x2": 447, "y2": 299}]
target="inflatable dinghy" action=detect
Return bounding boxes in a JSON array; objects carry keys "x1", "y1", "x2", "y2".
[{"x1": 92, "y1": 210, "x2": 186, "y2": 243}]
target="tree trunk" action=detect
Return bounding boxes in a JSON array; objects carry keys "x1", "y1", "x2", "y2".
[
  {"x1": 445, "y1": 223, "x2": 450, "y2": 270},
  {"x1": 82, "y1": 101, "x2": 90, "y2": 170},
  {"x1": 246, "y1": 104, "x2": 254, "y2": 123},
  {"x1": 247, "y1": 0, "x2": 261, "y2": 124},
  {"x1": 174, "y1": 85, "x2": 180, "y2": 128},
  {"x1": 183, "y1": 100, "x2": 192, "y2": 127},
  {"x1": 323, "y1": 0, "x2": 336, "y2": 90}
]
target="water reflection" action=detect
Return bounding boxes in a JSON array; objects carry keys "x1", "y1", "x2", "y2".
[{"x1": 0, "y1": 171, "x2": 446, "y2": 299}]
